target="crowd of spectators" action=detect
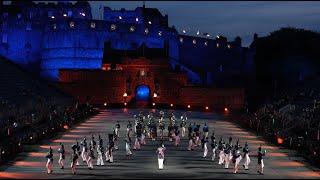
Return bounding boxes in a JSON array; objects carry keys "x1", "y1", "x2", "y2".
[
  {"x1": 240, "y1": 86, "x2": 320, "y2": 167},
  {"x1": 0, "y1": 97, "x2": 97, "y2": 165}
]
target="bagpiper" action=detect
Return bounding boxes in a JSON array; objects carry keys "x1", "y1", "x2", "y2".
[
  {"x1": 96, "y1": 143, "x2": 104, "y2": 166},
  {"x1": 45, "y1": 147, "x2": 54, "y2": 174},
  {"x1": 58, "y1": 143, "x2": 65, "y2": 169},
  {"x1": 242, "y1": 142, "x2": 250, "y2": 170}
]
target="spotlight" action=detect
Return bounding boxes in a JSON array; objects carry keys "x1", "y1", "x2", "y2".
[
  {"x1": 187, "y1": 105, "x2": 191, "y2": 108},
  {"x1": 224, "y1": 107, "x2": 228, "y2": 112},
  {"x1": 170, "y1": 104, "x2": 173, "y2": 107},
  {"x1": 30, "y1": 136, "x2": 33, "y2": 140},
  {"x1": 63, "y1": 14, "x2": 67, "y2": 17},
  {"x1": 152, "y1": 103, "x2": 156, "y2": 106},
  {"x1": 153, "y1": 93, "x2": 158, "y2": 98},
  {"x1": 104, "y1": 102, "x2": 107, "y2": 106},
  {"x1": 51, "y1": 16, "x2": 55, "y2": 19},
  {"x1": 205, "y1": 106, "x2": 209, "y2": 110},
  {"x1": 124, "y1": 102, "x2": 127, "y2": 106},
  {"x1": 123, "y1": 92, "x2": 128, "y2": 97}
]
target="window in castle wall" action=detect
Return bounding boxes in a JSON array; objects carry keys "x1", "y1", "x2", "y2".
[
  {"x1": 26, "y1": 22, "x2": 32, "y2": 31},
  {"x1": 2, "y1": 34, "x2": 8, "y2": 43},
  {"x1": 110, "y1": 24, "x2": 116, "y2": 31},
  {"x1": 91, "y1": 22, "x2": 96, "y2": 29},
  {"x1": 68, "y1": 11, "x2": 73, "y2": 17},
  {"x1": 70, "y1": 22, "x2": 75, "y2": 28},
  {"x1": 48, "y1": 11, "x2": 53, "y2": 18}
]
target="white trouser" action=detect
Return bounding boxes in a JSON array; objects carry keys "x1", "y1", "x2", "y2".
[
  {"x1": 46, "y1": 159, "x2": 53, "y2": 173},
  {"x1": 188, "y1": 139, "x2": 193, "y2": 150},
  {"x1": 81, "y1": 147, "x2": 87, "y2": 162},
  {"x1": 243, "y1": 153, "x2": 250, "y2": 169},
  {"x1": 115, "y1": 128, "x2": 119, "y2": 138},
  {"x1": 87, "y1": 156, "x2": 93, "y2": 168},
  {"x1": 71, "y1": 161, "x2": 76, "y2": 174},
  {"x1": 203, "y1": 143, "x2": 208, "y2": 157},
  {"x1": 97, "y1": 153, "x2": 104, "y2": 166},
  {"x1": 58, "y1": 154, "x2": 64, "y2": 168},
  {"x1": 141, "y1": 134, "x2": 146, "y2": 145},
  {"x1": 212, "y1": 148, "x2": 216, "y2": 161},
  {"x1": 182, "y1": 127, "x2": 186, "y2": 137},
  {"x1": 218, "y1": 150, "x2": 225, "y2": 165},
  {"x1": 158, "y1": 158, "x2": 164, "y2": 169},
  {"x1": 133, "y1": 138, "x2": 140, "y2": 150},
  {"x1": 234, "y1": 156, "x2": 242, "y2": 173},
  {"x1": 175, "y1": 135, "x2": 180, "y2": 146},
  {"x1": 126, "y1": 142, "x2": 132, "y2": 155},
  {"x1": 105, "y1": 151, "x2": 114, "y2": 163},
  {"x1": 224, "y1": 153, "x2": 232, "y2": 169}
]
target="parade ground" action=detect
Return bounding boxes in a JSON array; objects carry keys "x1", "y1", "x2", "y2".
[{"x1": 0, "y1": 109, "x2": 319, "y2": 179}]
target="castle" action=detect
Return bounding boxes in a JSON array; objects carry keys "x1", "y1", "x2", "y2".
[{"x1": 0, "y1": 1, "x2": 255, "y2": 108}]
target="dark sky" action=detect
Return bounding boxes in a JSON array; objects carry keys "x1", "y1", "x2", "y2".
[{"x1": 8, "y1": 1, "x2": 320, "y2": 46}]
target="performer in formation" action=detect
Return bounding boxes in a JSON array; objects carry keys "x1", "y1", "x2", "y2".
[
  {"x1": 45, "y1": 147, "x2": 54, "y2": 174},
  {"x1": 156, "y1": 143, "x2": 166, "y2": 170},
  {"x1": 257, "y1": 146, "x2": 266, "y2": 175},
  {"x1": 42, "y1": 110, "x2": 266, "y2": 175},
  {"x1": 80, "y1": 137, "x2": 88, "y2": 162},
  {"x1": 58, "y1": 143, "x2": 65, "y2": 169},
  {"x1": 71, "y1": 144, "x2": 79, "y2": 175},
  {"x1": 243, "y1": 142, "x2": 251, "y2": 170}
]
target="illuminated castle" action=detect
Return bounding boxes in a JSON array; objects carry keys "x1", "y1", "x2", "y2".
[{"x1": 0, "y1": 1, "x2": 254, "y2": 87}]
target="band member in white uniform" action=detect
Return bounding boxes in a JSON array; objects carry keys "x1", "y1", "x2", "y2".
[
  {"x1": 115, "y1": 121, "x2": 120, "y2": 138},
  {"x1": 87, "y1": 144, "x2": 95, "y2": 170},
  {"x1": 242, "y1": 142, "x2": 250, "y2": 170},
  {"x1": 232, "y1": 147, "x2": 242, "y2": 174},
  {"x1": 218, "y1": 139, "x2": 225, "y2": 165},
  {"x1": 141, "y1": 124, "x2": 147, "y2": 145},
  {"x1": 80, "y1": 137, "x2": 88, "y2": 163},
  {"x1": 75, "y1": 140, "x2": 81, "y2": 165},
  {"x1": 96, "y1": 144, "x2": 104, "y2": 166},
  {"x1": 224, "y1": 143, "x2": 233, "y2": 169},
  {"x1": 125, "y1": 135, "x2": 133, "y2": 156},
  {"x1": 45, "y1": 147, "x2": 54, "y2": 174},
  {"x1": 156, "y1": 143, "x2": 166, "y2": 170},
  {"x1": 180, "y1": 114, "x2": 187, "y2": 137},
  {"x1": 113, "y1": 128, "x2": 119, "y2": 150},
  {"x1": 202, "y1": 136, "x2": 209, "y2": 158},
  {"x1": 211, "y1": 138, "x2": 218, "y2": 161},
  {"x1": 58, "y1": 143, "x2": 65, "y2": 169}
]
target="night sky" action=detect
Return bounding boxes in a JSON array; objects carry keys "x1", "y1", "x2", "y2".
[{"x1": 7, "y1": 1, "x2": 320, "y2": 46}]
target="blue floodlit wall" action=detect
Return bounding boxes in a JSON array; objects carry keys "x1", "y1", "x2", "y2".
[{"x1": 0, "y1": 2, "x2": 254, "y2": 84}]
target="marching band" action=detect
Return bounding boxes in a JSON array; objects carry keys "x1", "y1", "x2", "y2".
[{"x1": 44, "y1": 110, "x2": 266, "y2": 175}]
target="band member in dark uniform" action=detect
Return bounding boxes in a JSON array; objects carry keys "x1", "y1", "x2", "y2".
[
  {"x1": 203, "y1": 123, "x2": 209, "y2": 138},
  {"x1": 45, "y1": 147, "x2": 54, "y2": 174},
  {"x1": 115, "y1": 121, "x2": 120, "y2": 138},
  {"x1": 257, "y1": 146, "x2": 266, "y2": 175},
  {"x1": 106, "y1": 134, "x2": 114, "y2": 163},
  {"x1": 218, "y1": 138, "x2": 225, "y2": 165},
  {"x1": 58, "y1": 143, "x2": 65, "y2": 169},
  {"x1": 70, "y1": 145, "x2": 79, "y2": 175}
]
